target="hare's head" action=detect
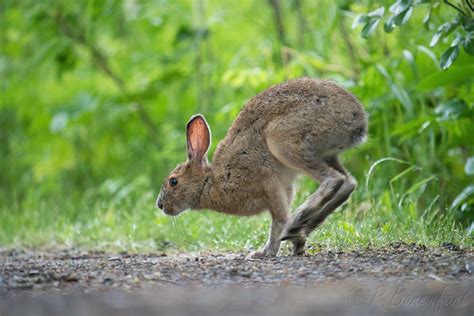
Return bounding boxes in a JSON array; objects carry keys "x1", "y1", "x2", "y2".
[{"x1": 156, "y1": 114, "x2": 212, "y2": 216}]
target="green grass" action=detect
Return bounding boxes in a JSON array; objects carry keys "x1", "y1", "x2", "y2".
[{"x1": 1, "y1": 175, "x2": 471, "y2": 253}]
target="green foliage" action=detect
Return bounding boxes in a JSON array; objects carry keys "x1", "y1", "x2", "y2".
[
  {"x1": 354, "y1": 0, "x2": 474, "y2": 69},
  {"x1": 0, "y1": 0, "x2": 472, "y2": 251}
]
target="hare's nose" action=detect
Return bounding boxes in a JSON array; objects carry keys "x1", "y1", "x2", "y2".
[{"x1": 156, "y1": 196, "x2": 163, "y2": 209}]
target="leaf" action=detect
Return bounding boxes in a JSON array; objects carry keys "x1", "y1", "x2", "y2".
[
  {"x1": 392, "y1": 84, "x2": 413, "y2": 112},
  {"x1": 393, "y1": 7, "x2": 413, "y2": 26},
  {"x1": 55, "y1": 43, "x2": 77, "y2": 76},
  {"x1": 439, "y1": 45, "x2": 460, "y2": 70},
  {"x1": 174, "y1": 25, "x2": 194, "y2": 43},
  {"x1": 365, "y1": 157, "x2": 412, "y2": 192},
  {"x1": 389, "y1": 0, "x2": 413, "y2": 15},
  {"x1": 451, "y1": 34, "x2": 463, "y2": 46},
  {"x1": 174, "y1": 26, "x2": 209, "y2": 43},
  {"x1": 383, "y1": 3, "x2": 412, "y2": 32},
  {"x1": 384, "y1": 15, "x2": 397, "y2": 32},
  {"x1": 416, "y1": 65, "x2": 474, "y2": 90},
  {"x1": 398, "y1": 175, "x2": 437, "y2": 209},
  {"x1": 389, "y1": 166, "x2": 416, "y2": 184},
  {"x1": 464, "y1": 32, "x2": 474, "y2": 55},
  {"x1": 354, "y1": 7, "x2": 384, "y2": 37},
  {"x1": 451, "y1": 185, "x2": 474, "y2": 210},
  {"x1": 461, "y1": 16, "x2": 474, "y2": 32},
  {"x1": 361, "y1": 19, "x2": 381, "y2": 38},
  {"x1": 402, "y1": 49, "x2": 415, "y2": 65},
  {"x1": 50, "y1": 112, "x2": 69, "y2": 133},
  {"x1": 423, "y1": 7, "x2": 432, "y2": 29},
  {"x1": 430, "y1": 21, "x2": 458, "y2": 47},
  {"x1": 434, "y1": 99, "x2": 469, "y2": 121},
  {"x1": 417, "y1": 45, "x2": 438, "y2": 64},
  {"x1": 352, "y1": 14, "x2": 370, "y2": 29},
  {"x1": 367, "y1": 6, "x2": 385, "y2": 18},
  {"x1": 466, "y1": 157, "x2": 474, "y2": 175},
  {"x1": 430, "y1": 30, "x2": 444, "y2": 47},
  {"x1": 391, "y1": 116, "x2": 434, "y2": 141}
]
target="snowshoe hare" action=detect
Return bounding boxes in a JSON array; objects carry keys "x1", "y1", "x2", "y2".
[{"x1": 156, "y1": 78, "x2": 367, "y2": 257}]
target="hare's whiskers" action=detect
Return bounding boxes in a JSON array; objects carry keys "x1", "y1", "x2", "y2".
[{"x1": 170, "y1": 216, "x2": 199, "y2": 247}]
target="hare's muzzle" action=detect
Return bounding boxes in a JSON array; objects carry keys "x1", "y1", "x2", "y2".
[
  {"x1": 156, "y1": 195, "x2": 164, "y2": 210},
  {"x1": 156, "y1": 194, "x2": 179, "y2": 216}
]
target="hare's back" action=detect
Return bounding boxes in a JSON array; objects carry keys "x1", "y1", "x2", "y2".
[
  {"x1": 229, "y1": 78, "x2": 365, "y2": 139},
  {"x1": 213, "y1": 78, "x2": 367, "y2": 169},
  {"x1": 262, "y1": 78, "x2": 368, "y2": 157}
]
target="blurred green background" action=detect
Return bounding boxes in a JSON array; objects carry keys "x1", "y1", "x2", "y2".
[{"x1": 1, "y1": 0, "x2": 473, "y2": 252}]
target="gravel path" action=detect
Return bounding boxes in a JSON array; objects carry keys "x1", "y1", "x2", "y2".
[{"x1": 1, "y1": 243, "x2": 473, "y2": 315}]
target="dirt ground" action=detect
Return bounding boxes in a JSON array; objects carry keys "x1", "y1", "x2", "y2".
[{"x1": 1, "y1": 243, "x2": 473, "y2": 315}]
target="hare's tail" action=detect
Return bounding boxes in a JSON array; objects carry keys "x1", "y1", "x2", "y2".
[{"x1": 351, "y1": 124, "x2": 368, "y2": 146}]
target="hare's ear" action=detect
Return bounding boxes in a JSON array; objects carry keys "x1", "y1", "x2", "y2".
[{"x1": 186, "y1": 114, "x2": 211, "y2": 164}]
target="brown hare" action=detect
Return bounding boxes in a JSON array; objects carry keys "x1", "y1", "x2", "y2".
[{"x1": 156, "y1": 78, "x2": 367, "y2": 257}]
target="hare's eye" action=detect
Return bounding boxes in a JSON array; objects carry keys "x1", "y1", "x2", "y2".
[{"x1": 169, "y1": 177, "x2": 178, "y2": 187}]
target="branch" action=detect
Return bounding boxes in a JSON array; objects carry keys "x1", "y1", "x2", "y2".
[
  {"x1": 55, "y1": 12, "x2": 160, "y2": 141},
  {"x1": 267, "y1": 0, "x2": 291, "y2": 65},
  {"x1": 267, "y1": 0, "x2": 287, "y2": 45},
  {"x1": 465, "y1": 0, "x2": 474, "y2": 12},
  {"x1": 294, "y1": 0, "x2": 307, "y2": 48},
  {"x1": 193, "y1": 0, "x2": 211, "y2": 112},
  {"x1": 443, "y1": 0, "x2": 467, "y2": 16}
]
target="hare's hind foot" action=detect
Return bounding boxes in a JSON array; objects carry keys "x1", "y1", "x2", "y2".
[
  {"x1": 279, "y1": 228, "x2": 306, "y2": 255},
  {"x1": 292, "y1": 236, "x2": 306, "y2": 255}
]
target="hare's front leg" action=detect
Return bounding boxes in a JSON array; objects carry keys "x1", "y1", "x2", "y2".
[
  {"x1": 250, "y1": 210, "x2": 306, "y2": 257},
  {"x1": 248, "y1": 184, "x2": 295, "y2": 258},
  {"x1": 263, "y1": 213, "x2": 288, "y2": 256},
  {"x1": 248, "y1": 211, "x2": 288, "y2": 258}
]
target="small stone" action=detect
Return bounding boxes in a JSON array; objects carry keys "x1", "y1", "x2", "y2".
[
  {"x1": 65, "y1": 274, "x2": 79, "y2": 282},
  {"x1": 102, "y1": 277, "x2": 113, "y2": 284},
  {"x1": 442, "y1": 242, "x2": 460, "y2": 251},
  {"x1": 108, "y1": 256, "x2": 122, "y2": 262}
]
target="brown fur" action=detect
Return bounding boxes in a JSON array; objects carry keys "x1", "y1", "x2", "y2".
[{"x1": 156, "y1": 78, "x2": 368, "y2": 257}]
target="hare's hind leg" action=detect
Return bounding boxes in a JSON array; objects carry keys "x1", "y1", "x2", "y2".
[
  {"x1": 279, "y1": 156, "x2": 356, "y2": 244},
  {"x1": 267, "y1": 134, "x2": 356, "y2": 251},
  {"x1": 302, "y1": 157, "x2": 357, "y2": 236}
]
